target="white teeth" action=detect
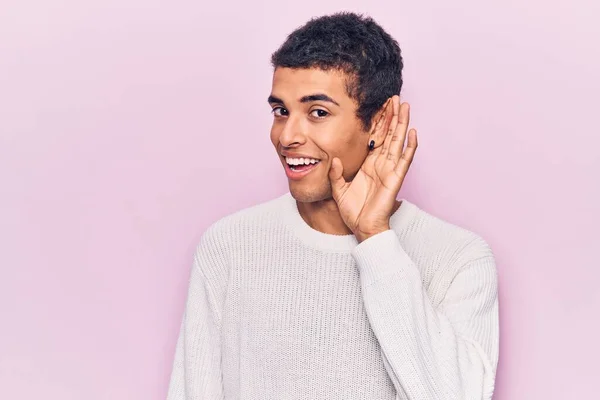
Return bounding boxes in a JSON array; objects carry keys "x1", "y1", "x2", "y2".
[{"x1": 285, "y1": 156, "x2": 320, "y2": 166}]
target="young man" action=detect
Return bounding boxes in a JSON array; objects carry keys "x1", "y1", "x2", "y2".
[{"x1": 167, "y1": 12, "x2": 499, "y2": 400}]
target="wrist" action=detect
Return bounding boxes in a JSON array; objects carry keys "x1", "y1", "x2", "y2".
[{"x1": 355, "y1": 225, "x2": 391, "y2": 243}]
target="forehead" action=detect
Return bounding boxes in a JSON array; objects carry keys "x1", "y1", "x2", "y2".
[{"x1": 271, "y1": 67, "x2": 353, "y2": 105}]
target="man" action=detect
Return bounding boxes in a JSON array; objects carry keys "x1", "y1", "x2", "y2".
[{"x1": 167, "y1": 12, "x2": 499, "y2": 400}]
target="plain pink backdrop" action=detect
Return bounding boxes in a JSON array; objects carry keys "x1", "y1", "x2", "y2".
[{"x1": 1, "y1": 0, "x2": 598, "y2": 399}]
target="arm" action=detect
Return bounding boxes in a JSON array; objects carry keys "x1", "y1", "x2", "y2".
[
  {"x1": 167, "y1": 250, "x2": 225, "y2": 400},
  {"x1": 352, "y1": 230, "x2": 499, "y2": 400}
]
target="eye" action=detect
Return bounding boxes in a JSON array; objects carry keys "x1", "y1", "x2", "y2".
[
  {"x1": 271, "y1": 107, "x2": 288, "y2": 117},
  {"x1": 310, "y1": 109, "x2": 329, "y2": 118}
]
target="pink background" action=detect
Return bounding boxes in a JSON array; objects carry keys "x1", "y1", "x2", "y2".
[{"x1": 1, "y1": 0, "x2": 598, "y2": 399}]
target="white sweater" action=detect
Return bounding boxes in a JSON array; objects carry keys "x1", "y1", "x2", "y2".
[{"x1": 167, "y1": 192, "x2": 499, "y2": 400}]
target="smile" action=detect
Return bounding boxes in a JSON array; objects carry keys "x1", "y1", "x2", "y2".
[{"x1": 284, "y1": 156, "x2": 322, "y2": 180}]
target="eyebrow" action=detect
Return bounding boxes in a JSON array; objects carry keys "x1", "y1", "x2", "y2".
[{"x1": 267, "y1": 93, "x2": 340, "y2": 106}]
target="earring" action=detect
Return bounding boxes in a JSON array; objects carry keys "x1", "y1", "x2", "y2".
[{"x1": 368, "y1": 140, "x2": 375, "y2": 150}]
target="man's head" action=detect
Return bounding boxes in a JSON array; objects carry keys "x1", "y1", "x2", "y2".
[{"x1": 269, "y1": 12, "x2": 403, "y2": 202}]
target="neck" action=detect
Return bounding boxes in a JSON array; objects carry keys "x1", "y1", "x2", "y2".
[
  {"x1": 297, "y1": 197, "x2": 351, "y2": 236},
  {"x1": 296, "y1": 197, "x2": 402, "y2": 236}
]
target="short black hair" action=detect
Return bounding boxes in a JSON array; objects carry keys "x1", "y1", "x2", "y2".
[{"x1": 271, "y1": 12, "x2": 403, "y2": 131}]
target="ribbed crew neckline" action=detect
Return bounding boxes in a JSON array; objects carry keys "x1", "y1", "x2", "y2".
[{"x1": 280, "y1": 192, "x2": 418, "y2": 252}]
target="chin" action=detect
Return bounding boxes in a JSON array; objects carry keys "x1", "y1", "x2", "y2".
[{"x1": 289, "y1": 182, "x2": 332, "y2": 203}]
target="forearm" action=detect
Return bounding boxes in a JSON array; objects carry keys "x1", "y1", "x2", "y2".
[{"x1": 352, "y1": 230, "x2": 499, "y2": 399}]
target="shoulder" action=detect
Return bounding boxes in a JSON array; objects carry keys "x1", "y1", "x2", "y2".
[
  {"x1": 191, "y1": 193, "x2": 289, "y2": 292},
  {"x1": 393, "y1": 200, "x2": 498, "y2": 304},
  {"x1": 395, "y1": 199, "x2": 496, "y2": 269},
  {"x1": 196, "y1": 193, "x2": 288, "y2": 255}
]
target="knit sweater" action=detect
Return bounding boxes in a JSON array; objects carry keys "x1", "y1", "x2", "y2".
[{"x1": 166, "y1": 192, "x2": 499, "y2": 400}]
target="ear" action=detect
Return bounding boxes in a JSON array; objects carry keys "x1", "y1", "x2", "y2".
[{"x1": 368, "y1": 97, "x2": 392, "y2": 143}]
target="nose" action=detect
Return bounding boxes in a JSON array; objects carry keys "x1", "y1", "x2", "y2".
[{"x1": 278, "y1": 114, "x2": 307, "y2": 148}]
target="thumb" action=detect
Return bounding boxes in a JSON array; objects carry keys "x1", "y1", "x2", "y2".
[{"x1": 328, "y1": 157, "x2": 347, "y2": 197}]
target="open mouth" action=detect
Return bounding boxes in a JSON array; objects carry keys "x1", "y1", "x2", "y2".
[{"x1": 285, "y1": 156, "x2": 321, "y2": 172}]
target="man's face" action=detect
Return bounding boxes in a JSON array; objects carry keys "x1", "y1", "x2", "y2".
[{"x1": 269, "y1": 67, "x2": 371, "y2": 203}]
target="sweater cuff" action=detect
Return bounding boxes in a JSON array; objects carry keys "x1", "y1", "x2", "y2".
[{"x1": 351, "y1": 229, "x2": 414, "y2": 287}]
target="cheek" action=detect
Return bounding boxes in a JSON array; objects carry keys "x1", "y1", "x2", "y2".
[
  {"x1": 316, "y1": 125, "x2": 357, "y2": 154},
  {"x1": 270, "y1": 125, "x2": 280, "y2": 147},
  {"x1": 335, "y1": 133, "x2": 368, "y2": 172},
  {"x1": 335, "y1": 131, "x2": 364, "y2": 155}
]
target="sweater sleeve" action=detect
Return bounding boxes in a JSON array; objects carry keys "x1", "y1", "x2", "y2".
[
  {"x1": 166, "y1": 250, "x2": 225, "y2": 400},
  {"x1": 351, "y1": 230, "x2": 499, "y2": 400}
]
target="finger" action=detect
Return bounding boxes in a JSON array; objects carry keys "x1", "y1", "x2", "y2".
[
  {"x1": 394, "y1": 128, "x2": 418, "y2": 177},
  {"x1": 387, "y1": 102, "x2": 410, "y2": 162},
  {"x1": 380, "y1": 96, "x2": 400, "y2": 157},
  {"x1": 328, "y1": 157, "x2": 347, "y2": 198}
]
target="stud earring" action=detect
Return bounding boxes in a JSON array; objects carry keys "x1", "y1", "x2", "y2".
[{"x1": 368, "y1": 140, "x2": 375, "y2": 150}]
